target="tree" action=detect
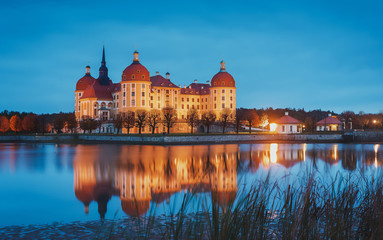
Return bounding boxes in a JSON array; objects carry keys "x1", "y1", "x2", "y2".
[
  {"x1": 162, "y1": 108, "x2": 177, "y2": 134},
  {"x1": 259, "y1": 114, "x2": 269, "y2": 129},
  {"x1": 135, "y1": 110, "x2": 147, "y2": 134},
  {"x1": 113, "y1": 113, "x2": 124, "y2": 134},
  {"x1": 124, "y1": 111, "x2": 135, "y2": 134},
  {"x1": 10, "y1": 115, "x2": 22, "y2": 133},
  {"x1": 304, "y1": 117, "x2": 315, "y2": 132},
  {"x1": 54, "y1": 115, "x2": 65, "y2": 133},
  {"x1": 235, "y1": 108, "x2": 245, "y2": 134},
  {"x1": 244, "y1": 109, "x2": 260, "y2": 134},
  {"x1": 0, "y1": 116, "x2": 10, "y2": 133},
  {"x1": 147, "y1": 110, "x2": 161, "y2": 134},
  {"x1": 79, "y1": 116, "x2": 98, "y2": 134},
  {"x1": 201, "y1": 111, "x2": 216, "y2": 134},
  {"x1": 22, "y1": 114, "x2": 37, "y2": 132},
  {"x1": 220, "y1": 108, "x2": 232, "y2": 133},
  {"x1": 65, "y1": 114, "x2": 77, "y2": 133},
  {"x1": 187, "y1": 109, "x2": 199, "y2": 134}
]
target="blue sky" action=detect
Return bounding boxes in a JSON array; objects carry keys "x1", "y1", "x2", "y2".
[{"x1": 1, "y1": 0, "x2": 383, "y2": 114}]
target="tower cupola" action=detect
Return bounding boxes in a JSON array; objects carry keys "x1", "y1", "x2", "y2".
[{"x1": 133, "y1": 50, "x2": 139, "y2": 62}]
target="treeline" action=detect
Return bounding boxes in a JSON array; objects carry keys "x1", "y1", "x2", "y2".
[{"x1": 1, "y1": 108, "x2": 382, "y2": 135}]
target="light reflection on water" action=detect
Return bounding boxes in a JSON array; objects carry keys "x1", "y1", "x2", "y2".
[{"x1": 0, "y1": 143, "x2": 382, "y2": 226}]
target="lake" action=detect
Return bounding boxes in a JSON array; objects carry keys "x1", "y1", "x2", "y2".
[{"x1": 0, "y1": 142, "x2": 381, "y2": 226}]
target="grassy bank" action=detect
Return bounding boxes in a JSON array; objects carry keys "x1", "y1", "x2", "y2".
[{"x1": 97, "y1": 172, "x2": 383, "y2": 239}]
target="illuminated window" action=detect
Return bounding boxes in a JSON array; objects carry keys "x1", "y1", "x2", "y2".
[
  {"x1": 187, "y1": 98, "x2": 189, "y2": 102},
  {"x1": 151, "y1": 103, "x2": 153, "y2": 108},
  {"x1": 187, "y1": 105, "x2": 189, "y2": 109},
  {"x1": 214, "y1": 104, "x2": 216, "y2": 109},
  {"x1": 142, "y1": 100, "x2": 145, "y2": 106},
  {"x1": 182, "y1": 104, "x2": 184, "y2": 109},
  {"x1": 192, "y1": 98, "x2": 194, "y2": 102},
  {"x1": 132, "y1": 84, "x2": 135, "y2": 88}
]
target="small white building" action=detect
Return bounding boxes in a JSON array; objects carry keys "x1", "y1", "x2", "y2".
[
  {"x1": 271, "y1": 112, "x2": 302, "y2": 134},
  {"x1": 316, "y1": 114, "x2": 342, "y2": 131}
]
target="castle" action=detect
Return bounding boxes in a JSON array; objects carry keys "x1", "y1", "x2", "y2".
[{"x1": 75, "y1": 47, "x2": 236, "y2": 133}]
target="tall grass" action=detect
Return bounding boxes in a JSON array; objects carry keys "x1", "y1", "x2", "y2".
[{"x1": 101, "y1": 172, "x2": 383, "y2": 239}]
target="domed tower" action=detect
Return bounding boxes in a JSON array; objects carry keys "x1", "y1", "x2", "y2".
[
  {"x1": 119, "y1": 50, "x2": 151, "y2": 113},
  {"x1": 210, "y1": 60, "x2": 236, "y2": 119},
  {"x1": 75, "y1": 66, "x2": 96, "y2": 119}
]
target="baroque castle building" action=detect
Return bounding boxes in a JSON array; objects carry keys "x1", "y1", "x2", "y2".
[{"x1": 75, "y1": 47, "x2": 236, "y2": 133}]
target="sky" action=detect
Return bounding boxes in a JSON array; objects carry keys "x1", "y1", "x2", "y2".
[{"x1": 1, "y1": 0, "x2": 383, "y2": 114}]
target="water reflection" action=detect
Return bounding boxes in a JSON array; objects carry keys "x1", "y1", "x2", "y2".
[{"x1": 71, "y1": 143, "x2": 383, "y2": 218}]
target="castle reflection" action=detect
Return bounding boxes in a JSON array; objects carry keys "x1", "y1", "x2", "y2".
[{"x1": 73, "y1": 143, "x2": 382, "y2": 218}]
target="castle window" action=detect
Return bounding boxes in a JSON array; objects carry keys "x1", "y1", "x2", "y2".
[
  {"x1": 79, "y1": 93, "x2": 82, "y2": 97},
  {"x1": 187, "y1": 98, "x2": 189, "y2": 102},
  {"x1": 141, "y1": 75, "x2": 145, "y2": 79},
  {"x1": 131, "y1": 74, "x2": 135, "y2": 79},
  {"x1": 151, "y1": 96, "x2": 153, "y2": 100},
  {"x1": 222, "y1": 89, "x2": 225, "y2": 93},
  {"x1": 197, "y1": 105, "x2": 199, "y2": 110},
  {"x1": 158, "y1": 96, "x2": 160, "y2": 101},
  {"x1": 142, "y1": 84, "x2": 145, "y2": 88},
  {"x1": 132, "y1": 84, "x2": 135, "y2": 88},
  {"x1": 201, "y1": 98, "x2": 203, "y2": 103},
  {"x1": 123, "y1": 75, "x2": 126, "y2": 80},
  {"x1": 158, "y1": 90, "x2": 160, "y2": 93},
  {"x1": 230, "y1": 90, "x2": 233, "y2": 93},
  {"x1": 132, "y1": 100, "x2": 135, "y2": 106},
  {"x1": 197, "y1": 98, "x2": 199, "y2": 102},
  {"x1": 142, "y1": 100, "x2": 145, "y2": 106},
  {"x1": 142, "y1": 92, "x2": 145, "y2": 97},
  {"x1": 202, "y1": 105, "x2": 204, "y2": 110},
  {"x1": 222, "y1": 103, "x2": 225, "y2": 108},
  {"x1": 182, "y1": 98, "x2": 184, "y2": 102},
  {"x1": 222, "y1": 96, "x2": 225, "y2": 101},
  {"x1": 214, "y1": 82, "x2": 217, "y2": 86},
  {"x1": 187, "y1": 105, "x2": 189, "y2": 109},
  {"x1": 166, "y1": 90, "x2": 169, "y2": 94},
  {"x1": 175, "y1": 104, "x2": 177, "y2": 109},
  {"x1": 192, "y1": 105, "x2": 194, "y2": 109},
  {"x1": 230, "y1": 103, "x2": 233, "y2": 108},
  {"x1": 230, "y1": 96, "x2": 233, "y2": 101},
  {"x1": 182, "y1": 104, "x2": 184, "y2": 109},
  {"x1": 214, "y1": 104, "x2": 216, "y2": 109},
  {"x1": 123, "y1": 100, "x2": 125, "y2": 106},
  {"x1": 182, "y1": 115, "x2": 184, "y2": 119},
  {"x1": 151, "y1": 103, "x2": 153, "y2": 108},
  {"x1": 214, "y1": 90, "x2": 216, "y2": 94},
  {"x1": 123, "y1": 92, "x2": 126, "y2": 97},
  {"x1": 158, "y1": 103, "x2": 160, "y2": 108},
  {"x1": 214, "y1": 97, "x2": 216, "y2": 101},
  {"x1": 192, "y1": 98, "x2": 194, "y2": 102},
  {"x1": 132, "y1": 92, "x2": 135, "y2": 97}
]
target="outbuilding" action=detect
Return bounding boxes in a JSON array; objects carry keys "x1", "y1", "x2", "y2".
[
  {"x1": 316, "y1": 114, "x2": 342, "y2": 131},
  {"x1": 270, "y1": 112, "x2": 302, "y2": 134}
]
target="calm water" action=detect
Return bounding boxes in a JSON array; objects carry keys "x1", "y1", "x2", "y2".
[{"x1": 0, "y1": 142, "x2": 382, "y2": 226}]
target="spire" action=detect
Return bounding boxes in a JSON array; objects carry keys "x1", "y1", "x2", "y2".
[
  {"x1": 220, "y1": 59, "x2": 226, "y2": 72},
  {"x1": 101, "y1": 45, "x2": 106, "y2": 66},
  {"x1": 98, "y1": 45, "x2": 110, "y2": 85}
]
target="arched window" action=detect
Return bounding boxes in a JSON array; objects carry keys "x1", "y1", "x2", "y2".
[
  {"x1": 141, "y1": 75, "x2": 145, "y2": 79},
  {"x1": 101, "y1": 102, "x2": 106, "y2": 108}
]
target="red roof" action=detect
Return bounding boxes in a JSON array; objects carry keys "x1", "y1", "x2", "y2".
[
  {"x1": 110, "y1": 83, "x2": 121, "y2": 93},
  {"x1": 275, "y1": 115, "x2": 301, "y2": 124},
  {"x1": 81, "y1": 80, "x2": 113, "y2": 100},
  {"x1": 122, "y1": 62, "x2": 150, "y2": 82},
  {"x1": 317, "y1": 116, "x2": 341, "y2": 125},
  {"x1": 76, "y1": 74, "x2": 96, "y2": 91},
  {"x1": 150, "y1": 75, "x2": 179, "y2": 88},
  {"x1": 211, "y1": 71, "x2": 235, "y2": 88},
  {"x1": 181, "y1": 83, "x2": 210, "y2": 95}
]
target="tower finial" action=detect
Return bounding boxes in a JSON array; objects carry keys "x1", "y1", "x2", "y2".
[
  {"x1": 133, "y1": 49, "x2": 139, "y2": 62},
  {"x1": 220, "y1": 59, "x2": 226, "y2": 72}
]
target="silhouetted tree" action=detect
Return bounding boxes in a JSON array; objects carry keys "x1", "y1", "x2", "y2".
[
  {"x1": 22, "y1": 114, "x2": 37, "y2": 133},
  {"x1": 79, "y1": 116, "x2": 98, "y2": 134},
  {"x1": 162, "y1": 108, "x2": 177, "y2": 134},
  {"x1": 244, "y1": 109, "x2": 259, "y2": 134},
  {"x1": 65, "y1": 114, "x2": 77, "y2": 133},
  {"x1": 304, "y1": 117, "x2": 315, "y2": 132},
  {"x1": 235, "y1": 108, "x2": 245, "y2": 134},
  {"x1": 135, "y1": 110, "x2": 147, "y2": 134},
  {"x1": 220, "y1": 108, "x2": 232, "y2": 133},
  {"x1": 113, "y1": 113, "x2": 124, "y2": 134},
  {"x1": 147, "y1": 110, "x2": 161, "y2": 134},
  {"x1": 124, "y1": 111, "x2": 135, "y2": 134},
  {"x1": 187, "y1": 109, "x2": 199, "y2": 134},
  {"x1": 201, "y1": 111, "x2": 216, "y2": 134},
  {"x1": 53, "y1": 115, "x2": 65, "y2": 133}
]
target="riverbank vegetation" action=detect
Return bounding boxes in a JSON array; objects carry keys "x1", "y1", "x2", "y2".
[{"x1": 1, "y1": 108, "x2": 383, "y2": 135}]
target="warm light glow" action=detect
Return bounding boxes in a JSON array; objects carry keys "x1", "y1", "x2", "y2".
[
  {"x1": 270, "y1": 123, "x2": 277, "y2": 131},
  {"x1": 270, "y1": 143, "x2": 278, "y2": 164},
  {"x1": 373, "y1": 120, "x2": 377, "y2": 124},
  {"x1": 303, "y1": 143, "x2": 307, "y2": 161},
  {"x1": 333, "y1": 144, "x2": 338, "y2": 160}
]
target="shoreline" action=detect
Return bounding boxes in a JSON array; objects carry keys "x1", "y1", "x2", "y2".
[{"x1": 1, "y1": 132, "x2": 383, "y2": 145}]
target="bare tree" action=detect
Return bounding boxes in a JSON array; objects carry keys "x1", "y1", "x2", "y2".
[
  {"x1": 147, "y1": 110, "x2": 161, "y2": 134},
  {"x1": 113, "y1": 113, "x2": 124, "y2": 134},
  {"x1": 65, "y1": 114, "x2": 77, "y2": 133},
  {"x1": 235, "y1": 108, "x2": 245, "y2": 134},
  {"x1": 162, "y1": 108, "x2": 177, "y2": 134},
  {"x1": 124, "y1": 111, "x2": 135, "y2": 134},
  {"x1": 244, "y1": 109, "x2": 260, "y2": 134},
  {"x1": 201, "y1": 111, "x2": 216, "y2": 134},
  {"x1": 187, "y1": 109, "x2": 199, "y2": 134},
  {"x1": 220, "y1": 108, "x2": 232, "y2": 133},
  {"x1": 135, "y1": 110, "x2": 147, "y2": 134}
]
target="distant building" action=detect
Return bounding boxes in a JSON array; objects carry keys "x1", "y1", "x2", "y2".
[
  {"x1": 74, "y1": 47, "x2": 237, "y2": 133},
  {"x1": 316, "y1": 114, "x2": 342, "y2": 131},
  {"x1": 270, "y1": 112, "x2": 302, "y2": 134}
]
